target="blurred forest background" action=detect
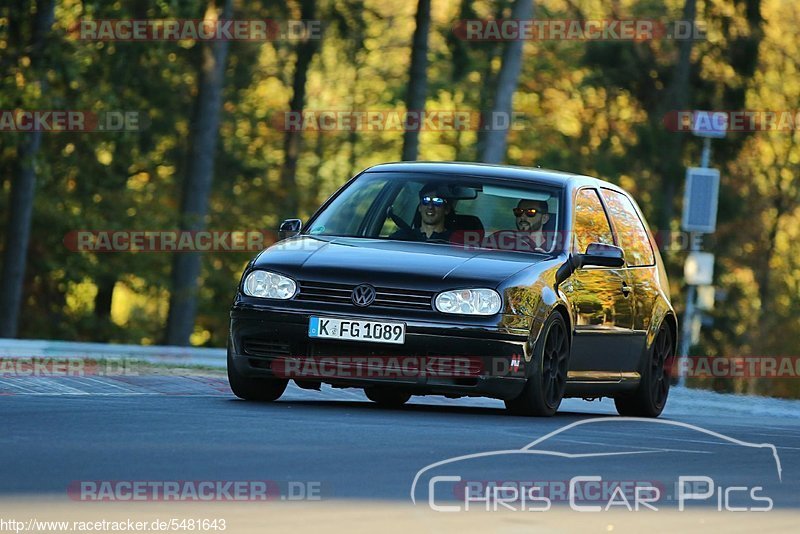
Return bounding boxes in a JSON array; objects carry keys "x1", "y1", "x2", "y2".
[{"x1": 1, "y1": 0, "x2": 798, "y2": 397}]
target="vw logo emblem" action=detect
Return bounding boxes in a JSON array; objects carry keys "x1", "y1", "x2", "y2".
[{"x1": 351, "y1": 284, "x2": 376, "y2": 307}]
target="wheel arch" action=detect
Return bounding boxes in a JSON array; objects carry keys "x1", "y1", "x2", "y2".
[
  {"x1": 663, "y1": 312, "x2": 678, "y2": 351},
  {"x1": 647, "y1": 304, "x2": 677, "y2": 352},
  {"x1": 525, "y1": 298, "x2": 573, "y2": 364},
  {"x1": 637, "y1": 302, "x2": 678, "y2": 374},
  {"x1": 552, "y1": 303, "x2": 572, "y2": 339}
]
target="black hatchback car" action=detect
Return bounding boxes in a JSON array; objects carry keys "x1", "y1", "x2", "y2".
[{"x1": 228, "y1": 162, "x2": 677, "y2": 417}]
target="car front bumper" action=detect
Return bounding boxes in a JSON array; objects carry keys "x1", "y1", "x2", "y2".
[{"x1": 229, "y1": 302, "x2": 531, "y2": 401}]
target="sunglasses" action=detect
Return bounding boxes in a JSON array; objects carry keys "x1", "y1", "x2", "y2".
[
  {"x1": 421, "y1": 196, "x2": 447, "y2": 207},
  {"x1": 513, "y1": 207, "x2": 542, "y2": 217}
]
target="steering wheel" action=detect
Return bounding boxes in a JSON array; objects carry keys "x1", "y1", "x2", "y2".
[{"x1": 386, "y1": 206, "x2": 413, "y2": 232}]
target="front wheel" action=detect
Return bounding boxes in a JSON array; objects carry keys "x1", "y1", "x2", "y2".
[
  {"x1": 227, "y1": 343, "x2": 288, "y2": 402},
  {"x1": 505, "y1": 312, "x2": 570, "y2": 417},
  {"x1": 364, "y1": 387, "x2": 411, "y2": 408},
  {"x1": 614, "y1": 324, "x2": 674, "y2": 417}
]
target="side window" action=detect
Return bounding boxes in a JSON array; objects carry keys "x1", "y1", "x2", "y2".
[
  {"x1": 600, "y1": 189, "x2": 655, "y2": 266},
  {"x1": 573, "y1": 189, "x2": 614, "y2": 253}
]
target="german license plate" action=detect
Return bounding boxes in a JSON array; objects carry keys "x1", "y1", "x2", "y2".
[{"x1": 308, "y1": 317, "x2": 406, "y2": 344}]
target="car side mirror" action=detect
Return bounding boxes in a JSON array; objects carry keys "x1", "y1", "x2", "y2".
[
  {"x1": 581, "y1": 242, "x2": 625, "y2": 268},
  {"x1": 278, "y1": 218, "x2": 302, "y2": 240},
  {"x1": 555, "y1": 243, "x2": 625, "y2": 288}
]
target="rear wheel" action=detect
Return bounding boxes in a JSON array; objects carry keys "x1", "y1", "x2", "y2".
[
  {"x1": 227, "y1": 343, "x2": 288, "y2": 402},
  {"x1": 614, "y1": 324, "x2": 674, "y2": 417},
  {"x1": 364, "y1": 387, "x2": 411, "y2": 408},
  {"x1": 505, "y1": 312, "x2": 570, "y2": 417}
]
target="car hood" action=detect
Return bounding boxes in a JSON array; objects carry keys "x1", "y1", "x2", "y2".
[{"x1": 252, "y1": 236, "x2": 547, "y2": 290}]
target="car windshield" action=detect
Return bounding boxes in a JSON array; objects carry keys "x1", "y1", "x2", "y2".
[{"x1": 304, "y1": 172, "x2": 564, "y2": 253}]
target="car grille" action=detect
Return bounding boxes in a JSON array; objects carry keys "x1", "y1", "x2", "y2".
[{"x1": 295, "y1": 281, "x2": 434, "y2": 310}]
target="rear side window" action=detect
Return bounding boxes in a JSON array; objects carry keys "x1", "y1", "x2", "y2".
[
  {"x1": 600, "y1": 189, "x2": 655, "y2": 266},
  {"x1": 573, "y1": 188, "x2": 614, "y2": 253}
]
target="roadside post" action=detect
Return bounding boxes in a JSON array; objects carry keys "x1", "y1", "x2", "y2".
[{"x1": 677, "y1": 111, "x2": 724, "y2": 386}]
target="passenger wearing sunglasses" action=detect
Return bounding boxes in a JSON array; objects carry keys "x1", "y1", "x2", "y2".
[
  {"x1": 390, "y1": 185, "x2": 453, "y2": 243},
  {"x1": 483, "y1": 198, "x2": 553, "y2": 252},
  {"x1": 512, "y1": 199, "x2": 551, "y2": 250}
]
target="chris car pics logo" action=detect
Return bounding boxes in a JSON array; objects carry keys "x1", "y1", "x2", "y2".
[{"x1": 410, "y1": 418, "x2": 781, "y2": 512}]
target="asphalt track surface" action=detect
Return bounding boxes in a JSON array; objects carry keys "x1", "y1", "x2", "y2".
[{"x1": 1, "y1": 373, "x2": 799, "y2": 522}]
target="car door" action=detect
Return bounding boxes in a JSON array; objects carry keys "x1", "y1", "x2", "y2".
[
  {"x1": 566, "y1": 188, "x2": 635, "y2": 377},
  {"x1": 600, "y1": 188, "x2": 658, "y2": 372}
]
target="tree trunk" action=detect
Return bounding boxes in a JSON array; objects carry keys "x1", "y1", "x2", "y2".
[
  {"x1": 656, "y1": 0, "x2": 696, "y2": 234},
  {"x1": 401, "y1": 0, "x2": 431, "y2": 162},
  {"x1": 88, "y1": 0, "x2": 148, "y2": 342},
  {"x1": 480, "y1": 0, "x2": 533, "y2": 164},
  {"x1": 164, "y1": 0, "x2": 232, "y2": 346},
  {"x1": 346, "y1": 35, "x2": 365, "y2": 178},
  {"x1": 309, "y1": 131, "x2": 325, "y2": 210},
  {"x1": 279, "y1": 0, "x2": 321, "y2": 220},
  {"x1": 0, "y1": 0, "x2": 54, "y2": 338},
  {"x1": 94, "y1": 275, "x2": 116, "y2": 320},
  {"x1": 475, "y1": 0, "x2": 509, "y2": 160}
]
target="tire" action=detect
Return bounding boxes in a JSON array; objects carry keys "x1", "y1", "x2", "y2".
[
  {"x1": 505, "y1": 312, "x2": 570, "y2": 417},
  {"x1": 614, "y1": 323, "x2": 674, "y2": 418},
  {"x1": 227, "y1": 343, "x2": 288, "y2": 402},
  {"x1": 364, "y1": 387, "x2": 411, "y2": 408}
]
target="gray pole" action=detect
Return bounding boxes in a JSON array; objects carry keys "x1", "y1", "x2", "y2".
[
  {"x1": 677, "y1": 137, "x2": 711, "y2": 387},
  {"x1": 678, "y1": 275, "x2": 696, "y2": 387},
  {"x1": 700, "y1": 136, "x2": 711, "y2": 167}
]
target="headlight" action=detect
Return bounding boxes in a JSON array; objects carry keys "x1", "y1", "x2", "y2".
[
  {"x1": 435, "y1": 288, "x2": 502, "y2": 315},
  {"x1": 242, "y1": 270, "x2": 297, "y2": 299}
]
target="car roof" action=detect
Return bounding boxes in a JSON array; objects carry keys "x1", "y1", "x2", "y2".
[{"x1": 364, "y1": 161, "x2": 626, "y2": 194}]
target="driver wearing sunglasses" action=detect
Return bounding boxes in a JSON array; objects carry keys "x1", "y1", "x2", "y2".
[{"x1": 390, "y1": 184, "x2": 453, "y2": 242}]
